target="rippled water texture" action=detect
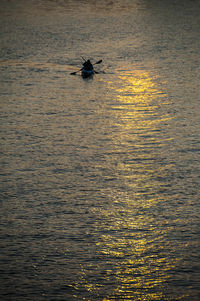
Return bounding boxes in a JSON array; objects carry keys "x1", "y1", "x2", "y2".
[{"x1": 0, "y1": 0, "x2": 200, "y2": 300}]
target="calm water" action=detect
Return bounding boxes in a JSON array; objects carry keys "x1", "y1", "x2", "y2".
[{"x1": 0, "y1": 0, "x2": 200, "y2": 300}]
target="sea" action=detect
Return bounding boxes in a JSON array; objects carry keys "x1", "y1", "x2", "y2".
[{"x1": 0, "y1": 0, "x2": 200, "y2": 300}]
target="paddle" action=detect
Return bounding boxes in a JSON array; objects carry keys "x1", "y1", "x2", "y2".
[
  {"x1": 94, "y1": 59, "x2": 102, "y2": 65},
  {"x1": 70, "y1": 59, "x2": 102, "y2": 75},
  {"x1": 70, "y1": 68, "x2": 82, "y2": 75}
]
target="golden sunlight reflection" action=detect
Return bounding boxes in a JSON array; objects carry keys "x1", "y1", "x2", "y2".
[
  {"x1": 93, "y1": 71, "x2": 176, "y2": 300},
  {"x1": 108, "y1": 70, "x2": 170, "y2": 132},
  {"x1": 96, "y1": 204, "x2": 176, "y2": 300},
  {"x1": 105, "y1": 70, "x2": 173, "y2": 197}
]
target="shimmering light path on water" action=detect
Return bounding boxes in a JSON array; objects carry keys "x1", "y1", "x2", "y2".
[{"x1": 0, "y1": 0, "x2": 200, "y2": 300}]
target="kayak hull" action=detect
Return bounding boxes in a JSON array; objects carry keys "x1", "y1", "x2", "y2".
[{"x1": 81, "y1": 69, "x2": 94, "y2": 78}]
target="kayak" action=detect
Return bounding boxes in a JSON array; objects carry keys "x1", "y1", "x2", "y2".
[
  {"x1": 81, "y1": 68, "x2": 95, "y2": 78},
  {"x1": 70, "y1": 59, "x2": 102, "y2": 76}
]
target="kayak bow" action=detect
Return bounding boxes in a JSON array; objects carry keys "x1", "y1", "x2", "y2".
[{"x1": 81, "y1": 68, "x2": 95, "y2": 78}]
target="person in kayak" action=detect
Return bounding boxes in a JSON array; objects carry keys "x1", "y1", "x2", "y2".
[{"x1": 82, "y1": 59, "x2": 94, "y2": 71}]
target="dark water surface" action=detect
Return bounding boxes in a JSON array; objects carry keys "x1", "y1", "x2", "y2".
[{"x1": 0, "y1": 0, "x2": 200, "y2": 300}]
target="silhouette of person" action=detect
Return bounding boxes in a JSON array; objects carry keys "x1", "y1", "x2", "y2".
[{"x1": 83, "y1": 60, "x2": 94, "y2": 71}]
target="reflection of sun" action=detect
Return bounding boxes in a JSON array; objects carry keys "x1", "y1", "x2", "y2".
[
  {"x1": 108, "y1": 71, "x2": 169, "y2": 133},
  {"x1": 97, "y1": 71, "x2": 175, "y2": 300},
  {"x1": 117, "y1": 71, "x2": 161, "y2": 103},
  {"x1": 96, "y1": 202, "x2": 175, "y2": 301}
]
